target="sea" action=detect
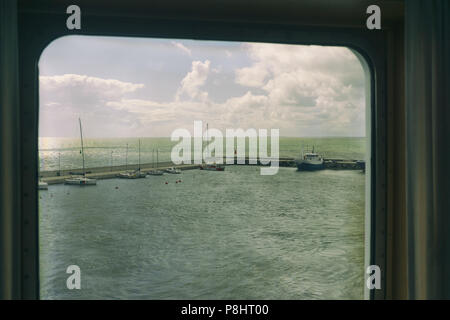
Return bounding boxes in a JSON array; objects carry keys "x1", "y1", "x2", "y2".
[{"x1": 38, "y1": 137, "x2": 366, "y2": 299}]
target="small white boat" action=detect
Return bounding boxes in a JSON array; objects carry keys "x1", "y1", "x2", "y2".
[
  {"x1": 65, "y1": 176, "x2": 97, "y2": 185},
  {"x1": 147, "y1": 170, "x2": 164, "y2": 176},
  {"x1": 38, "y1": 180, "x2": 48, "y2": 190},
  {"x1": 165, "y1": 167, "x2": 181, "y2": 174},
  {"x1": 65, "y1": 118, "x2": 98, "y2": 186},
  {"x1": 117, "y1": 171, "x2": 140, "y2": 179}
]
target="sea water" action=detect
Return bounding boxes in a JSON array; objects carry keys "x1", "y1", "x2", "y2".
[{"x1": 39, "y1": 137, "x2": 365, "y2": 299}]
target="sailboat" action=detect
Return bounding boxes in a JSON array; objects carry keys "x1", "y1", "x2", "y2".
[
  {"x1": 147, "y1": 148, "x2": 164, "y2": 175},
  {"x1": 65, "y1": 118, "x2": 97, "y2": 185},
  {"x1": 200, "y1": 123, "x2": 225, "y2": 171},
  {"x1": 135, "y1": 139, "x2": 147, "y2": 178},
  {"x1": 117, "y1": 140, "x2": 146, "y2": 178}
]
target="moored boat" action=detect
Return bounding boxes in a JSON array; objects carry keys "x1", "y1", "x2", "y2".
[
  {"x1": 296, "y1": 146, "x2": 324, "y2": 171},
  {"x1": 165, "y1": 167, "x2": 181, "y2": 174},
  {"x1": 147, "y1": 170, "x2": 164, "y2": 176},
  {"x1": 38, "y1": 180, "x2": 48, "y2": 190},
  {"x1": 200, "y1": 123, "x2": 225, "y2": 172},
  {"x1": 65, "y1": 176, "x2": 97, "y2": 185},
  {"x1": 200, "y1": 163, "x2": 225, "y2": 171},
  {"x1": 116, "y1": 171, "x2": 140, "y2": 179},
  {"x1": 148, "y1": 148, "x2": 164, "y2": 175},
  {"x1": 64, "y1": 118, "x2": 97, "y2": 186}
]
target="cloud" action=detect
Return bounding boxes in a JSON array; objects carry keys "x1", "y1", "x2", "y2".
[
  {"x1": 233, "y1": 43, "x2": 365, "y2": 136},
  {"x1": 40, "y1": 74, "x2": 144, "y2": 107},
  {"x1": 175, "y1": 60, "x2": 210, "y2": 102},
  {"x1": 171, "y1": 41, "x2": 192, "y2": 56},
  {"x1": 235, "y1": 64, "x2": 269, "y2": 87},
  {"x1": 39, "y1": 74, "x2": 145, "y2": 137},
  {"x1": 38, "y1": 42, "x2": 365, "y2": 138}
]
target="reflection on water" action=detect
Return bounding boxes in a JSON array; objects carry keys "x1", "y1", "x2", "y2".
[
  {"x1": 38, "y1": 137, "x2": 366, "y2": 172},
  {"x1": 39, "y1": 166, "x2": 365, "y2": 299}
]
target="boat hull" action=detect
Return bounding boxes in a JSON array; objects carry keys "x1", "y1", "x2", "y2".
[
  {"x1": 65, "y1": 178, "x2": 97, "y2": 185},
  {"x1": 38, "y1": 182, "x2": 48, "y2": 190},
  {"x1": 117, "y1": 172, "x2": 139, "y2": 179},
  {"x1": 147, "y1": 170, "x2": 164, "y2": 176},
  {"x1": 164, "y1": 168, "x2": 181, "y2": 174},
  {"x1": 296, "y1": 161, "x2": 324, "y2": 171},
  {"x1": 200, "y1": 165, "x2": 225, "y2": 171}
]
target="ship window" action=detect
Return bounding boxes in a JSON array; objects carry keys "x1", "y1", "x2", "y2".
[{"x1": 38, "y1": 36, "x2": 368, "y2": 299}]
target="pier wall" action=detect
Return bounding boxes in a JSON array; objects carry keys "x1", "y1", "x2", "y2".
[{"x1": 40, "y1": 158, "x2": 365, "y2": 184}]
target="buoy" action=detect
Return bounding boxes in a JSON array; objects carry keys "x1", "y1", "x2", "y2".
[
  {"x1": 165, "y1": 182, "x2": 168, "y2": 184},
  {"x1": 115, "y1": 186, "x2": 119, "y2": 189}
]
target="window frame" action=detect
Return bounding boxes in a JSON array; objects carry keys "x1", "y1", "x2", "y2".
[{"x1": 18, "y1": 9, "x2": 388, "y2": 300}]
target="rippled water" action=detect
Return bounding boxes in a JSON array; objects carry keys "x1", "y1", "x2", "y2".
[{"x1": 39, "y1": 165, "x2": 365, "y2": 299}]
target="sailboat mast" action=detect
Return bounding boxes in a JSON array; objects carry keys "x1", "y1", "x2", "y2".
[
  {"x1": 125, "y1": 143, "x2": 128, "y2": 171},
  {"x1": 156, "y1": 149, "x2": 159, "y2": 169},
  {"x1": 205, "y1": 123, "x2": 208, "y2": 163},
  {"x1": 139, "y1": 139, "x2": 142, "y2": 171},
  {"x1": 79, "y1": 118, "x2": 86, "y2": 176}
]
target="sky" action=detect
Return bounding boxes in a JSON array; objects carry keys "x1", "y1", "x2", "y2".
[{"x1": 38, "y1": 36, "x2": 366, "y2": 138}]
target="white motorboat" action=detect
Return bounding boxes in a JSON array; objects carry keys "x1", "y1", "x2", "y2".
[
  {"x1": 65, "y1": 176, "x2": 97, "y2": 185},
  {"x1": 165, "y1": 167, "x2": 181, "y2": 174},
  {"x1": 116, "y1": 171, "x2": 140, "y2": 179},
  {"x1": 38, "y1": 180, "x2": 48, "y2": 190}
]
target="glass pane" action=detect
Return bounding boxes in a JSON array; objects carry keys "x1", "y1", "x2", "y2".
[{"x1": 38, "y1": 36, "x2": 366, "y2": 299}]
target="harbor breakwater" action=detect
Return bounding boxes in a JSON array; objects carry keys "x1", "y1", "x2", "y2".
[{"x1": 40, "y1": 157, "x2": 365, "y2": 185}]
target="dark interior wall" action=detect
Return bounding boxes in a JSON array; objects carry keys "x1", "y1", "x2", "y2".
[
  {"x1": 18, "y1": 0, "x2": 404, "y2": 27},
  {"x1": 405, "y1": 0, "x2": 450, "y2": 299},
  {"x1": 386, "y1": 20, "x2": 407, "y2": 300},
  {"x1": 0, "y1": 0, "x2": 21, "y2": 300}
]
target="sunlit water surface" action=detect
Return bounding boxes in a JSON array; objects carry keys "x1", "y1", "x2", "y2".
[{"x1": 39, "y1": 166, "x2": 365, "y2": 299}]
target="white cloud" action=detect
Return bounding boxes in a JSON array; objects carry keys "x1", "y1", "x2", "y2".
[
  {"x1": 171, "y1": 41, "x2": 192, "y2": 56},
  {"x1": 39, "y1": 74, "x2": 144, "y2": 113},
  {"x1": 39, "y1": 74, "x2": 145, "y2": 137},
  {"x1": 38, "y1": 42, "x2": 365, "y2": 138},
  {"x1": 233, "y1": 43, "x2": 365, "y2": 136},
  {"x1": 235, "y1": 63, "x2": 268, "y2": 87},
  {"x1": 175, "y1": 60, "x2": 210, "y2": 102}
]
